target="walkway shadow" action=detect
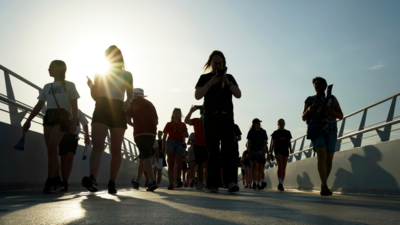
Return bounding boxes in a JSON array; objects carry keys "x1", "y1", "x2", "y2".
[
  {"x1": 297, "y1": 172, "x2": 314, "y2": 190},
  {"x1": 333, "y1": 145, "x2": 399, "y2": 190}
]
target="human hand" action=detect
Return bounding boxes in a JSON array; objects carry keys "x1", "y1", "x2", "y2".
[
  {"x1": 84, "y1": 134, "x2": 91, "y2": 145},
  {"x1": 209, "y1": 73, "x2": 222, "y2": 86},
  {"x1": 22, "y1": 120, "x2": 31, "y2": 133},
  {"x1": 86, "y1": 76, "x2": 93, "y2": 89},
  {"x1": 123, "y1": 99, "x2": 130, "y2": 111},
  {"x1": 222, "y1": 75, "x2": 231, "y2": 86},
  {"x1": 308, "y1": 101, "x2": 316, "y2": 113}
]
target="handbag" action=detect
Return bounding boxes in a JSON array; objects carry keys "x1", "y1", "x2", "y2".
[{"x1": 51, "y1": 84, "x2": 72, "y2": 132}]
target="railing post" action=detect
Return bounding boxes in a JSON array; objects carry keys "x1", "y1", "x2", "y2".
[
  {"x1": 376, "y1": 96, "x2": 397, "y2": 142},
  {"x1": 295, "y1": 136, "x2": 305, "y2": 161},
  {"x1": 4, "y1": 70, "x2": 25, "y2": 126},
  {"x1": 104, "y1": 132, "x2": 111, "y2": 151},
  {"x1": 335, "y1": 118, "x2": 346, "y2": 151},
  {"x1": 350, "y1": 109, "x2": 367, "y2": 148}
]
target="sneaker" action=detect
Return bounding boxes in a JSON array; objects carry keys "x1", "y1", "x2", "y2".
[
  {"x1": 278, "y1": 183, "x2": 284, "y2": 191},
  {"x1": 54, "y1": 177, "x2": 64, "y2": 192},
  {"x1": 168, "y1": 184, "x2": 174, "y2": 190},
  {"x1": 176, "y1": 180, "x2": 183, "y2": 188},
  {"x1": 320, "y1": 186, "x2": 330, "y2": 196},
  {"x1": 82, "y1": 175, "x2": 98, "y2": 192},
  {"x1": 196, "y1": 183, "x2": 204, "y2": 190},
  {"x1": 108, "y1": 180, "x2": 117, "y2": 194},
  {"x1": 146, "y1": 181, "x2": 158, "y2": 192},
  {"x1": 257, "y1": 184, "x2": 261, "y2": 190},
  {"x1": 209, "y1": 187, "x2": 219, "y2": 193},
  {"x1": 261, "y1": 181, "x2": 267, "y2": 189},
  {"x1": 131, "y1": 179, "x2": 140, "y2": 190},
  {"x1": 43, "y1": 178, "x2": 55, "y2": 194},
  {"x1": 252, "y1": 182, "x2": 257, "y2": 190},
  {"x1": 327, "y1": 189, "x2": 333, "y2": 196},
  {"x1": 228, "y1": 182, "x2": 239, "y2": 193},
  {"x1": 61, "y1": 181, "x2": 69, "y2": 192}
]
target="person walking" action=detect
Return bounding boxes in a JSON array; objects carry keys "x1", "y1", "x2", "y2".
[
  {"x1": 155, "y1": 131, "x2": 166, "y2": 186},
  {"x1": 127, "y1": 88, "x2": 159, "y2": 192},
  {"x1": 22, "y1": 60, "x2": 79, "y2": 193},
  {"x1": 194, "y1": 50, "x2": 242, "y2": 193},
  {"x1": 246, "y1": 118, "x2": 268, "y2": 190},
  {"x1": 270, "y1": 119, "x2": 293, "y2": 191},
  {"x1": 302, "y1": 77, "x2": 343, "y2": 196},
  {"x1": 162, "y1": 108, "x2": 188, "y2": 190},
  {"x1": 83, "y1": 45, "x2": 134, "y2": 194},
  {"x1": 185, "y1": 106, "x2": 208, "y2": 190}
]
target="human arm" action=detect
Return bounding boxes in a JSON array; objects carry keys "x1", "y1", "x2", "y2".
[
  {"x1": 69, "y1": 99, "x2": 78, "y2": 133},
  {"x1": 262, "y1": 140, "x2": 268, "y2": 154},
  {"x1": 222, "y1": 75, "x2": 241, "y2": 99},
  {"x1": 288, "y1": 139, "x2": 293, "y2": 154},
  {"x1": 162, "y1": 132, "x2": 167, "y2": 153},
  {"x1": 156, "y1": 147, "x2": 159, "y2": 162},
  {"x1": 22, "y1": 100, "x2": 45, "y2": 133},
  {"x1": 185, "y1": 105, "x2": 196, "y2": 125},
  {"x1": 324, "y1": 97, "x2": 344, "y2": 120},
  {"x1": 247, "y1": 140, "x2": 252, "y2": 157},
  {"x1": 89, "y1": 75, "x2": 100, "y2": 101},
  {"x1": 194, "y1": 74, "x2": 222, "y2": 100},
  {"x1": 126, "y1": 116, "x2": 134, "y2": 127}
]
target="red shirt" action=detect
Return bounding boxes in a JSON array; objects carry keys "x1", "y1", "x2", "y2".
[
  {"x1": 163, "y1": 121, "x2": 187, "y2": 142},
  {"x1": 190, "y1": 118, "x2": 206, "y2": 146},
  {"x1": 126, "y1": 97, "x2": 158, "y2": 137}
]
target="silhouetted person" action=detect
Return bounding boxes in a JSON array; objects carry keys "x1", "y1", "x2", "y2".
[
  {"x1": 302, "y1": 77, "x2": 343, "y2": 196},
  {"x1": 195, "y1": 50, "x2": 242, "y2": 193}
]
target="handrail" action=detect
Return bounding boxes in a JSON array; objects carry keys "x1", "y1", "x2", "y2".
[{"x1": 0, "y1": 64, "x2": 42, "y2": 91}]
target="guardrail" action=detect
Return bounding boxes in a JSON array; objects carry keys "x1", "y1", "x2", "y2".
[
  {"x1": 0, "y1": 64, "x2": 140, "y2": 161},
  {"x1": 266, "y1": 91, "x2": 400, "y2": 168}
]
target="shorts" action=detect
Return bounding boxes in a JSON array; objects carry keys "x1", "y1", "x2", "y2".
[
  {"x1": 59, "y1": 133, "x2": 78, "y2": 156},
  {"x1": 194, "y1": 145, "x2": 208, "y2": 165},
  {"x1": 275, "y1": 149, "x2": 290, "y2": 157},
  {"x1": 166, "y1": 140, "x2": 184, "y2": 154},
  {"x1": 43, "y1": 109, "x2": 70, "y2": 127},
  {"x1": 134, "y1": 135, "x2": 156, "y2": 160},
  {"x1": 250, "y1": 151, "x2": 265, "y2": 164},
  {"x1": 153, "y1": 158, "x2": 164, "y2": 169},
  {"x1": 311, "y1": 133, "x2": 337, "y2": 153},
  {"x1": 182, "y1": 161, "x2": 188, "y2": 170},
  {"x1": 92, "y1": 97, "x2": 127, "y2": 129},
  {"x1": 243, "y1": 164, "x2": 251, "y2": 169}
]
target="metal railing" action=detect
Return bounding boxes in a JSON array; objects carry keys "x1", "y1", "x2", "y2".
[
  {"x1": 0, "y1": 64, "x2": 140, "y2": 162},
  {"x1": 266, "y1": 91, "x2": 400, "y2": 168}
]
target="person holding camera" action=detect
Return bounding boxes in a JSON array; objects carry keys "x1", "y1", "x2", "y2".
[
  {"x1": 302, "y1": 77, "x2": 343, "y2": 196},
  {"x1": 246, "y1": 118, "x2": 268, "y2": 190},
  {"x1": 195, "y1": 50, "x2": 242, "y2": 193},
  {"x1": 185, "y1": 105, "x2": 208, "y2": 190},
  {"x1": 22, "y1": 60, "x2": 79, "y2": 193}
]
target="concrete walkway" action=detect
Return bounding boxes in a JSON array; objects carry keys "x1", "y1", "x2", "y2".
[{"x1": 0, "y1": 187, "x2": 399, "y2": 224}]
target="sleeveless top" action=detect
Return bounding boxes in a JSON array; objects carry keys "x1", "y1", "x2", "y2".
[
  {"x1": 304, "y1": 95, "x2": 338, "y2": 133},
  {"x1": 95, "y1": 71, "x2": 129, "y2": 101}
]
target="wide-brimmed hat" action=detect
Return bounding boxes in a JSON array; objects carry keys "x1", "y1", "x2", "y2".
[
  {"x1": 134, "y1": 88, "x2": 147, "y2": 97},
  {"x1": 252, "y1": 118, "x2": 262, "y2": 124}
]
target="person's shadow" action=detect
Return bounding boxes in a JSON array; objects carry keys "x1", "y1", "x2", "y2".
[
  {"x1": 333, "y1": 145, "x2": 399, "y2": 191},
  {"x1": 297, "y1": 172, "x2": 314, "y2": 190}
]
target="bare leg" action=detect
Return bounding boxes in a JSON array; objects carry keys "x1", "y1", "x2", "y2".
[
  {"x1": 251, "y1": 161, "x2": 258, "y2": 183},
  {"x1": 197, "y1": 163, "x2": 204, "y2": 183},
  {"x1": 175, "y1": 153, "x2": 183, "y2": 182},
  {"x1": 246, "y1": 168, "x2": 252, "y2": 185},
  {"x1": 242, "y1": 174, "x2": 246, "y2": 186},
  {"x1": 46, "y1": 126, "x2": 65, "y2": 178},
  {"x1": 326, "y1": 153, "x2": 335, "y2": 179},
  {"x1": 275, "y1": 154, "x2": 283, "y2": 179},
  {"x1": 90, "y1": 123, "x2": 108, "y2": 179},
  {"x1": 316, "y1": 148, "x2": 328, "y2": 187},
  {"x1": 137, "y1": 159, "x2": 144, "y2": 178},
  {"x1": 109, "y1": 128, "x2": 125, "y2": 181},
  {"x1": 282, "y1": 156, "x2": 289, "y2": 181},
  {"x1": 204, "y1": 161, "x2": 208, "y2": 185},
  {"x1": 142, "y1": 158, "x2": 155, "y2": 182},
  {"x1": 60, "y1": 153, "x2": 75, "y2": 182},
  {"x1": 257, "y1": 164, "x2": 263, "y2": 182},
  {"x1": 157, "y1": 169, "x2": 162, "y2": 184},
  {"x1": 190, "y1": 161, "x2": 196, "y2": 182},
  {"x1": 167, "y1": 153, "x2": 175, "y2": 185}
]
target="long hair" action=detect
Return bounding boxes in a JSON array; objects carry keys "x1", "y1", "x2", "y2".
[
  {"x1": 203, "y1": 50, "x2": 226, "y2": 72},
  {"x1": 105, "y1": 45, "x2": 125, "y2": 70},
  {"x1": 171, "y1": 108, "x2": 182, "y2": 122},
  {"x1": 51, "y1": 60, "x2": 67, "y2": 91}
]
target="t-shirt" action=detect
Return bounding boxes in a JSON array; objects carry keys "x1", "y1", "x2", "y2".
[
  {"x1": 157, "y1": 139, "x2": 165, "y2": 158},
  {"x1": 272, "y1": 129, "x2": 292, "y2": 152},
  {"x1": 233, "y1": 124, "x2": 242, "y2": 150},
  {"x1": 94, "y1": 71, "x2": 133, "y2": 101},
  {"x1": 73, "y1": 110, "x2": 89, "y2": 136},
  {"x1": 163, "y1": 121, "x2": 187, "y2": 142},
  {"x1": 247, "y1": 129, "x2": 268, "y2": 152},
  {"x1": 190, "y1": 118, "x2": 206, "y2": 146},
  {"x1": 195, "y1": 72, "x2": 238, "y2": 114},
  {"x1": 304, "y1": 95, "x2": 337, "y2": 133},
  {"x1": 38, "y1": 81, "x2": 80, "y2": 115},
  {"x1": 126, "y1": 97, "x2": 158, "y2": 138}
]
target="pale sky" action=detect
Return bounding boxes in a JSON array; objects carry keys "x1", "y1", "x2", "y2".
[{"x1": 1, "y1": 0, "x2": 400, "y2": 155}]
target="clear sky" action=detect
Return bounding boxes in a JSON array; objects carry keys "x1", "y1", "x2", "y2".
[{"x1": 1, "y1": 0, "x2": 399, "y2": 155}]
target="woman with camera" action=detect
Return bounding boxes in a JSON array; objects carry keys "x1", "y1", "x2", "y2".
[{"x1": 194, "y1": 50, "x2": 242, "y2": 193}]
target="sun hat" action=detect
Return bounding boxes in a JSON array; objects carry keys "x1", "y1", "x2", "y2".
[{"x1": 134, "y1": 88, "x2": 147, "y2": 97}]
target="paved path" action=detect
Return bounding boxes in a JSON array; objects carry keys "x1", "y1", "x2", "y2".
[{"x1": 0, "y1": 187, "x2": 399, "y2": 224}]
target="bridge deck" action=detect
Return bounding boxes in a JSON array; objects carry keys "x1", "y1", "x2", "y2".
[{"x1": 0, "y1": 188, "x2": 399, "y2": 224}]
